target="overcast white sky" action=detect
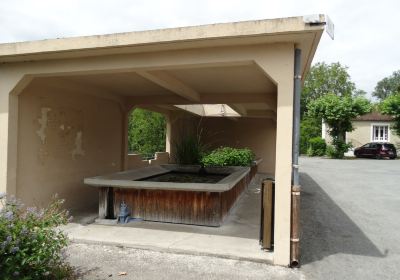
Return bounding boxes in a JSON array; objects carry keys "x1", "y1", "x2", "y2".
[{"x1": 1, "y1": 0, "x2": 399, "y2": 97}]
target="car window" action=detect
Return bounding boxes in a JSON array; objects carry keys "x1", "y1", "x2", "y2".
[
  {"x1": 363, "y1": 143, "x2": 371, "y2": 148},
  {"x1": 384, "y1": 144, "x2": 395, "y2": 149},
  {"x1": 371, "y1": 144, "x2": 377, "y2": 148}
]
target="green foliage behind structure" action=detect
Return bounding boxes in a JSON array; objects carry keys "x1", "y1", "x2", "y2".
[
  {"x1": 373, "y1": 70, "x2": 400, "y2": 100},
  {"x1": 301, "y1": 62, "x2": 356, "y2": 117},
  {"x1": 307, "y1": 94, "x2": 371, "y2": 158},
  {"x1": 380, "y1": 93, "x2": 400, "y2": 136},
  {"x1": 306, "y1": 137, "x2": 327, "y2": 157},
  {"x1": 128, "y1": 108, "x2": 166, "y2": 158},
  {"x1": 300, "y1": 116, "x2": 322, "y2": 154}
]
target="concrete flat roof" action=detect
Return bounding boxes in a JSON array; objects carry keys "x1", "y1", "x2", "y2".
[{"x1": 0, "y1": 15, "x2": 326, "y2": 66}]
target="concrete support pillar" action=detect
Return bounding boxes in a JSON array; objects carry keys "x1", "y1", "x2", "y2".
[
  {"x1": 0, "y1": 74, "x2": 25, "y2": 196},
  {"x1": 121, "y1": 109, "x2": 129, "y2": 171},
  {"x1": 255, "y1": 43, "x2": 295, "y2": 266},
  {"x1": 273, "y1": 79, "x2": 294, "y2": 265},
  {"x1": 165, "y1": 114, "x2": 172, "y2": 155}
]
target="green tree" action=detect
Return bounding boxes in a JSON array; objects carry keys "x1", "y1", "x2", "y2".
[
  {"x1": 300, "y1": 116, "x2": 322, "y2": 154},
  {"x1": 308, "y1": 94, "x2": 372, "y2": 158},
  {"x1": 380, "y1": 93, "x2": 400, "y2": 136},
  {"x1": 301, "y1": 62, "x2": 356, "y2": 116},
  {"x1": 373, "y1": 70, "x2": 400, "y2": 100},
  {"x1": 128, "y1": 108, "x2": 166, "y2": 157}
]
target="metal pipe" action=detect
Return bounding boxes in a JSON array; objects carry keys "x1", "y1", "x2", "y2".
[
  {"x1": 292, "y1": 48, "x2": 302, "y2": 187},
  {"x1": 290, "y1": 48, "x2": 302, "y2": 268}
]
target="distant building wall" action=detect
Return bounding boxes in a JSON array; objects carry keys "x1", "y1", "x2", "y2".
[{"x1": 347, "y1": 121, "x2": 400, "y2": 148}]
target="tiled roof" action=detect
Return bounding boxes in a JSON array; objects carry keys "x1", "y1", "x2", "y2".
[{"x1": 354, "y1": 112, "x2": 394, "y2": 121}]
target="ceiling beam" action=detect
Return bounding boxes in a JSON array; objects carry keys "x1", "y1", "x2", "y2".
[
  {"x1": 246, "y1": 109, "x2": 276, "y2": 120},
  {"x1": 136, "y1": 70, "x2": 200, "y2": 102},
  {"x1": 228, "y1": 104, "x2": 247, "y2": 116},
  {"x1": 125, "y1": 92, "x2": 276, "y2": 106}
]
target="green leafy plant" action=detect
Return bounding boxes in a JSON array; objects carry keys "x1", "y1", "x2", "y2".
[
  {"x1": 300, "y1": 116, "x2": 322, "y2": 154},
  {"x1": 308, "y1": 94, "x2": 371, "y2": 158},
  {"x1": 380, "y1": 93, "x2": 400, "y2": 136},
  {"x1": 201, "y1": 147, "x2": 254, "y2": 167},
  {"x1": 307, "y1": 137, "x2": 327, "y2": 157},
  {"x1": 301, "y1": 62, "x2": 357, "y2": 117},
  {"x1": 373, "y1": 70, "x2": 400, "y2": 100},
  {"x1": 325, "y1": 140, "x2": 351, "y2": 159},
  {"x1": 0, "y1": 194, "x2": 74, "y2": 280}
]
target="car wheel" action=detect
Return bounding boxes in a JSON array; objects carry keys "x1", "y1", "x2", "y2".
[
  {"x1": 376, "y1": 154, "x2": 382, "y2": 160},
  {"x1": 390, "y1": 156, "x2": 396, "y2": 160}
]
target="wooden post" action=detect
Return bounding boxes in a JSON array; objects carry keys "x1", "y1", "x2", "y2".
[
  {"x1": 261, "y1": 179, "x2": 274, "y2": 250},
  {"x1": 98, "y1": 187, "x2": 108, "y2": 219}
]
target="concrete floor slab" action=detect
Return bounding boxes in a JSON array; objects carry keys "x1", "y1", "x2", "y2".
[{"x1": 64, "y1": 174, "x2": 274, "y2": 264}]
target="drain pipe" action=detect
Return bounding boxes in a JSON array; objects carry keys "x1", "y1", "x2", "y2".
[{"x1": 290, "y1": 48, "x2": 302, "y2": 268}]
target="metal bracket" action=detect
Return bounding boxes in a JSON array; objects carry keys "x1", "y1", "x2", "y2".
[{"x1": 294, "y1": 75, "x2": 302, "y2": 79}]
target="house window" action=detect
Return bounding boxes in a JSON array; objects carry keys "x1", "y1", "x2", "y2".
[{"x1": 372, "y1": 125, "x2": 389, "y2": 142}]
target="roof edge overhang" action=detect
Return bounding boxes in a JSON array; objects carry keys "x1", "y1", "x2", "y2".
[{"x1": 0, "y1": 15, "x2": 326, "y2": 65}]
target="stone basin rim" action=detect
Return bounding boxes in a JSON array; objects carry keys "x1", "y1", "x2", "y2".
[{"x1": 83, "y1": 164, "x2": 251, "y2": 193}]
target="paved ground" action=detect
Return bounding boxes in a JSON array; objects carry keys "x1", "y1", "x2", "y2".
[
  {"x1": 300, "y1": 157, "x2": 400, "y2": 280},
  {"x1": 66, "y1": 243, "x2": 302, "y2": 280},
  {"x1": 65, "y1": 157, "x2": 400, "y2": 279}
]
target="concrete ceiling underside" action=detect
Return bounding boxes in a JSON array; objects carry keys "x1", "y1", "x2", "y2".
[{"x1": 24, "y1": 63, "x2": 278, "y2": 119}]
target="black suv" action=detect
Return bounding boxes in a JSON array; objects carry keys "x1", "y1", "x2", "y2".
[{"x1": 354, "y1": 142, "x2": 397, "y2": 159}]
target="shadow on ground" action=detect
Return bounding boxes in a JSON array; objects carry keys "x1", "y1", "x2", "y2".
[{"x1": 300, "y1": 172, "x2": 386, "y2": 265}]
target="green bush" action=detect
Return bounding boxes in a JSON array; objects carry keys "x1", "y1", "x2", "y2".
[
  {"x1": 300, "y1": 116, "x2": 322, "y2": 154},
  {"x1": 326, "y1": 140, "x2": 351, "y2": 159},
  {"x1": 307, "y1": 137, "x2": 327, "y2": 156},
  {"x1": 201, "y1": 147, "x2": 254, "y2": 167},
  {"x1": 0, "y1": 194, "x2": 73, "y2": 279}
]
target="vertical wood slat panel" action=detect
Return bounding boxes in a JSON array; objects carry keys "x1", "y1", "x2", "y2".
[{"x1": 109, "y1": 167, "x2": 257, "y2": 226}]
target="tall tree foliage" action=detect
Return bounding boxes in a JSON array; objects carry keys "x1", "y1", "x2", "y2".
[
  {"x1": 301, "y1": 62, "x2": 356, "y2": 116},
  {"x1": 379, "y1": 93, "x2": 400, "y2": 136},
  {"x1": 373, "y1": 70, "x2": 400, "y2": 100},
  {"x1": 128, "y1": 108, "x2": 166, "y2": 157},
  {"x1": 300, "y1": 62, "x2": 360, "y2": 154},
  {"x1": 308, "y1": 94, "x2": 372, "y2": 158}
]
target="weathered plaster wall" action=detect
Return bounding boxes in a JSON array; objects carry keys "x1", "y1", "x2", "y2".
[{"x1": 17, "y1": 88, "x2": 123, "y2": 210}]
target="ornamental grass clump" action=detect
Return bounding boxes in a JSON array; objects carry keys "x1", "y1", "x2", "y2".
[{"x1": 0, "y1": 193, "x2": 74, "y2": 279}]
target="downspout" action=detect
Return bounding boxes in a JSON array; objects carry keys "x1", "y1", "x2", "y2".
[{"x1": 290, "y1": 48, "x2": 302, "y2": 268}]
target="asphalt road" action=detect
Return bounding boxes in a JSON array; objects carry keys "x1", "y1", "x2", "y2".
[{"x1": 300, "y1": 157, "x2": 400, "y2": 280}]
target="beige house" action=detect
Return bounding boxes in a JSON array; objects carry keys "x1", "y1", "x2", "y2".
[
  {"x1": 0, "y1": 16, "x2": 328, "y2": 266},
  {"x1": 323, "y1": 112, "x2": 400, "y2": 149},
  {"x1": 347, "y1": 112, "x2": 400, "y2": 148}
]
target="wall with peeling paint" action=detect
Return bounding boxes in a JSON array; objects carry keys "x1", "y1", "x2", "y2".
[{"x1": 17, "y1": 88, "x2": 123, "y2": 210}]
